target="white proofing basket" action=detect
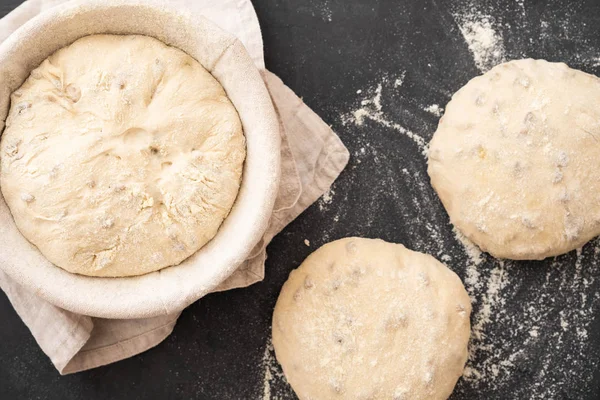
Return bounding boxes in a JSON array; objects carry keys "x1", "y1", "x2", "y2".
[{"x1": 0, "y1": 0, "x2": 281, "y2": 318}]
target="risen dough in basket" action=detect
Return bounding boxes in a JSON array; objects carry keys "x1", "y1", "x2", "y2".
[
  {"x1": 0, "y1": 34, "x2": 245, "y2": 277},
  {"x1": 272, "y1": 237, "x2": 471, "y2": 400}
]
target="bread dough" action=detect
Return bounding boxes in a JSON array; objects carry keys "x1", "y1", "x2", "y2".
[
  {"x1": 272, "y1": 237, "x2": 471, "y2": 400},
  {"x1": 428, "y1": 59, "x2": 600, "y2": 260},
  {"x1": 0, "y1": 34, "x2": 245, "y2": 277}
]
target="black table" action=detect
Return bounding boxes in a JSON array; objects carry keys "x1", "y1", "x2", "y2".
[{"x1": 2, "y1": 0, "x2": 600, "y2": 399}]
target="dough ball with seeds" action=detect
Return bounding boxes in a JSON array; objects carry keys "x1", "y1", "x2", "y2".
[
  {"x1": 428, "y1": 59, "x2": 600, "y2": 260},
  {"x1": 272, "y1": 237, "x2": 471, "y2": 400}
]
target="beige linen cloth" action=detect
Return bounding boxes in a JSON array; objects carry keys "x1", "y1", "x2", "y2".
[{"x1": 0, "y1": 0, "x2": 349, "y2": 374}]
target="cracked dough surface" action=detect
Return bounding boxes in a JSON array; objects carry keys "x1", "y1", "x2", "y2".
[
  {"x1": 272, "y1": 237, "x2": 471, "y2": 400},
  {"x1": 428, "y1": 59, "x2": 600, "y2": 260},
  {"x1": 0, "y1": 34, "x2": 245, "y2": 277}
]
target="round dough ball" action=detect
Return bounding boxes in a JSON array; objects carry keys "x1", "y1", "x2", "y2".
[
  {"x1": 272, "y1": 237, "x2": 471, "y2": 400},
  {"x1": 428, "y1": 59, "x2": 600, "y2": 260},
  {"x1": 0, "y1": 35, "x2": 245, "y2": 277}
]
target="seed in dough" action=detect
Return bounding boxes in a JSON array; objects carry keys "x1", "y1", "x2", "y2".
[
  {"x1": 428, "y1": 59, "x2": 600, "y2": 260},
  {"x1": 272, "y1": 237, "x2": 471, "y2": 400}
]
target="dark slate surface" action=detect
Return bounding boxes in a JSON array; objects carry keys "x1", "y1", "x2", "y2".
[{"x1": 2, "y1": 0, "x2": 600, "y2": 399}]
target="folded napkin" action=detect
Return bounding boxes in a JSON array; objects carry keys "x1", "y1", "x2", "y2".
[{"x1": 0, "y1": 0, "x2": 349, "y2": 374}]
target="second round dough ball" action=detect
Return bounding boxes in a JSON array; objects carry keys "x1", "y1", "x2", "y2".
[
  {"x1": 272, "y1": 237, "x2": 471, "y2": 400},
  {"x1": 428, "y1": 59, "x2": 600, "y2": 260}
]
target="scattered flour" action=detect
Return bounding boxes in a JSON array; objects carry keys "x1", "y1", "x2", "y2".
[
  {"x1": 515, "y1": 0, "x2": 526, "y2": 15},
  {"x1": 263, "y1": 367, "x2": 272, "y2": 400},
  {"x1": 394, "y1": 71, "x2": 406, "y2": 88},
  {"x1": 343, "y1": 74, "x2": 428, "y2": 156},
  {"x1": 449, "y1": 227, "x2": 510, "y2": 385},
  {"x1": 261, "y1": 337, "x2": 288, "y2": 400},
  {"x1": 440, "y1": 212, "x2": 599, "y2": 398},
  {"x1": 455, "y1": 238, "x2": 600, "y2": 398},
  {"x1": 453, "y1": 10, "x2": 506, "y2": 72},
  {"x1": 529, "y1": 328, "x2": 539, "y2": 338},
  {"x1": 453, "y1": 228, "x2": 483, "y2": 267},
  {"x1": 316, "y1": 1, "x2": 333, "y2": 22},
  {"x1": 424, "y1": 104, "x2": 443, "y2": 117},
  {"x1": 318, "y1": 188, "x2": 335, "y2": 211},
  {"x1": 582, "y1": 56, "x2": 600, "y2": 68},
  {"x1": 262, "y1": 338, "x2": 274, "y2": 400},
  {"x1": 464, "y1": 261, "x2": 510, "y2": 377}
]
